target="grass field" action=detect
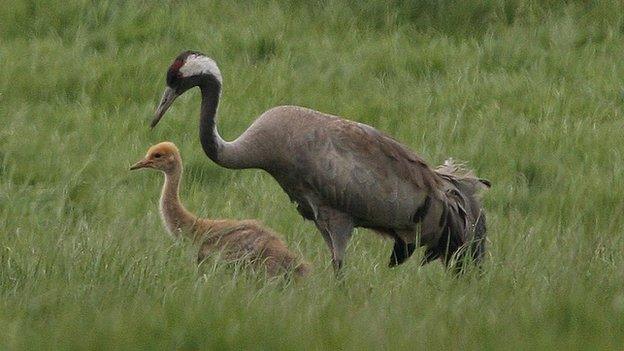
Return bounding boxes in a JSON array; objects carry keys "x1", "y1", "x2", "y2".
[{"x1": 2, "y1": 0, "x2": 624, "y2": 349}]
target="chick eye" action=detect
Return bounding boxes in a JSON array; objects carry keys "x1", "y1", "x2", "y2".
[{"x1": 154, "y1": 153, "x2": 162, "y2": 158}]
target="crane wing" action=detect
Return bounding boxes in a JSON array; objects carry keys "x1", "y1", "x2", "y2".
[{"x1": 327, "y1": 117, "x2": 441, "y2": 194}]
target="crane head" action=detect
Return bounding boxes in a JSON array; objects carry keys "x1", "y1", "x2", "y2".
[{"x1": 151, "y1": 51, "x2": 222, "y2": 128}]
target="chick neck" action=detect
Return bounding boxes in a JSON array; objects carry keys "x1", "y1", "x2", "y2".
[{"x1": 159, "y1": 161, "x2": 199, "y2": 240}]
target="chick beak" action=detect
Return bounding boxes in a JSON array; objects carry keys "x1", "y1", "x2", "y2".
[{"x1": 130, "y1": 159, "x2": 152, "y2": 170}]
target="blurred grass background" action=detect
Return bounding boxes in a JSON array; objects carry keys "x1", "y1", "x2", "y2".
[{"x1": 1, "y1": 0, "x2": 624, "y2": 349}]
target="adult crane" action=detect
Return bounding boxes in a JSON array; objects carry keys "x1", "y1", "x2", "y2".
[{"x1": 151, "y1": 51, "x2": 490, "y2": 272}]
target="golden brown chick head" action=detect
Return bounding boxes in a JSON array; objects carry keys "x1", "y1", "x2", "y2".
[{"x1": 130, "y1": 141, "x2": 181, "y2": 172}]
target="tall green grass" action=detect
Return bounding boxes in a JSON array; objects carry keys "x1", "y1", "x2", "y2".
[{"x1": 1, "y1": 0, "x2": 624, "y2": 349}]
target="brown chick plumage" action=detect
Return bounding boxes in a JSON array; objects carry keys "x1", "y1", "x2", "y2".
[{"x1": 131, "y1": 142, "x2": 310, "y2": 278}]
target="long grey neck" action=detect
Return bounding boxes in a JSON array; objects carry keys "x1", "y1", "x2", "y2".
[
  {"x1": 160, "y1": 166, "x2": 197, "y2": 240},
  {"x1": 199, "y1": 82, "x2": 255, "y2": 169}
]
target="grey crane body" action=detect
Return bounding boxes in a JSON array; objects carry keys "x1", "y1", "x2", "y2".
[
  {"x1": 152, "y1": 51, "x2": 490, "y2": 272},
  {"x1": 251, "y1": 106, "x2": 434, "y2": 228}
]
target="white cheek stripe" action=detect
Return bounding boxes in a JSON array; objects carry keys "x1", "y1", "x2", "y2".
[{"x1": 179, "y1": 54, "x2": 222, "y2": 82}]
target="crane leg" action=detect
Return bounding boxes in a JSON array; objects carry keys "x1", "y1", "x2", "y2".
[
  {"x1": 389, "y1": 236, "x2": 416, "y2": 267},
  {"x1": 314, "y1": 207, "x2": 353, "y2": 273}
]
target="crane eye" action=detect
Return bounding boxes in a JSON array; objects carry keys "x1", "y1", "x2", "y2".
[{"x1": 154, "y1": 153, "x2": 162, "y2": 159}]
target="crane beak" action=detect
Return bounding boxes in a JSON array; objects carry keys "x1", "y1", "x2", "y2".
[
  {"x1": 151, "y1": 87, "x2": 178, "y2": 128},
  {"x1": 130, "y1": 158, "x2": 152, "y2": 170}
]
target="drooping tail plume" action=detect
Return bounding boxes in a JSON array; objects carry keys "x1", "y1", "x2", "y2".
[
  {"x1": 432, "y1": 159, "x2": 490, "y2": 271},
  {"x1": 435, "y1": 158, "x2": 491, "y2": 194}
]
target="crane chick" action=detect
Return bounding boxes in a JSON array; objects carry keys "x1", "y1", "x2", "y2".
[{"x1": 130, "y1": 142, "x2": 310, "y2": 278}]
